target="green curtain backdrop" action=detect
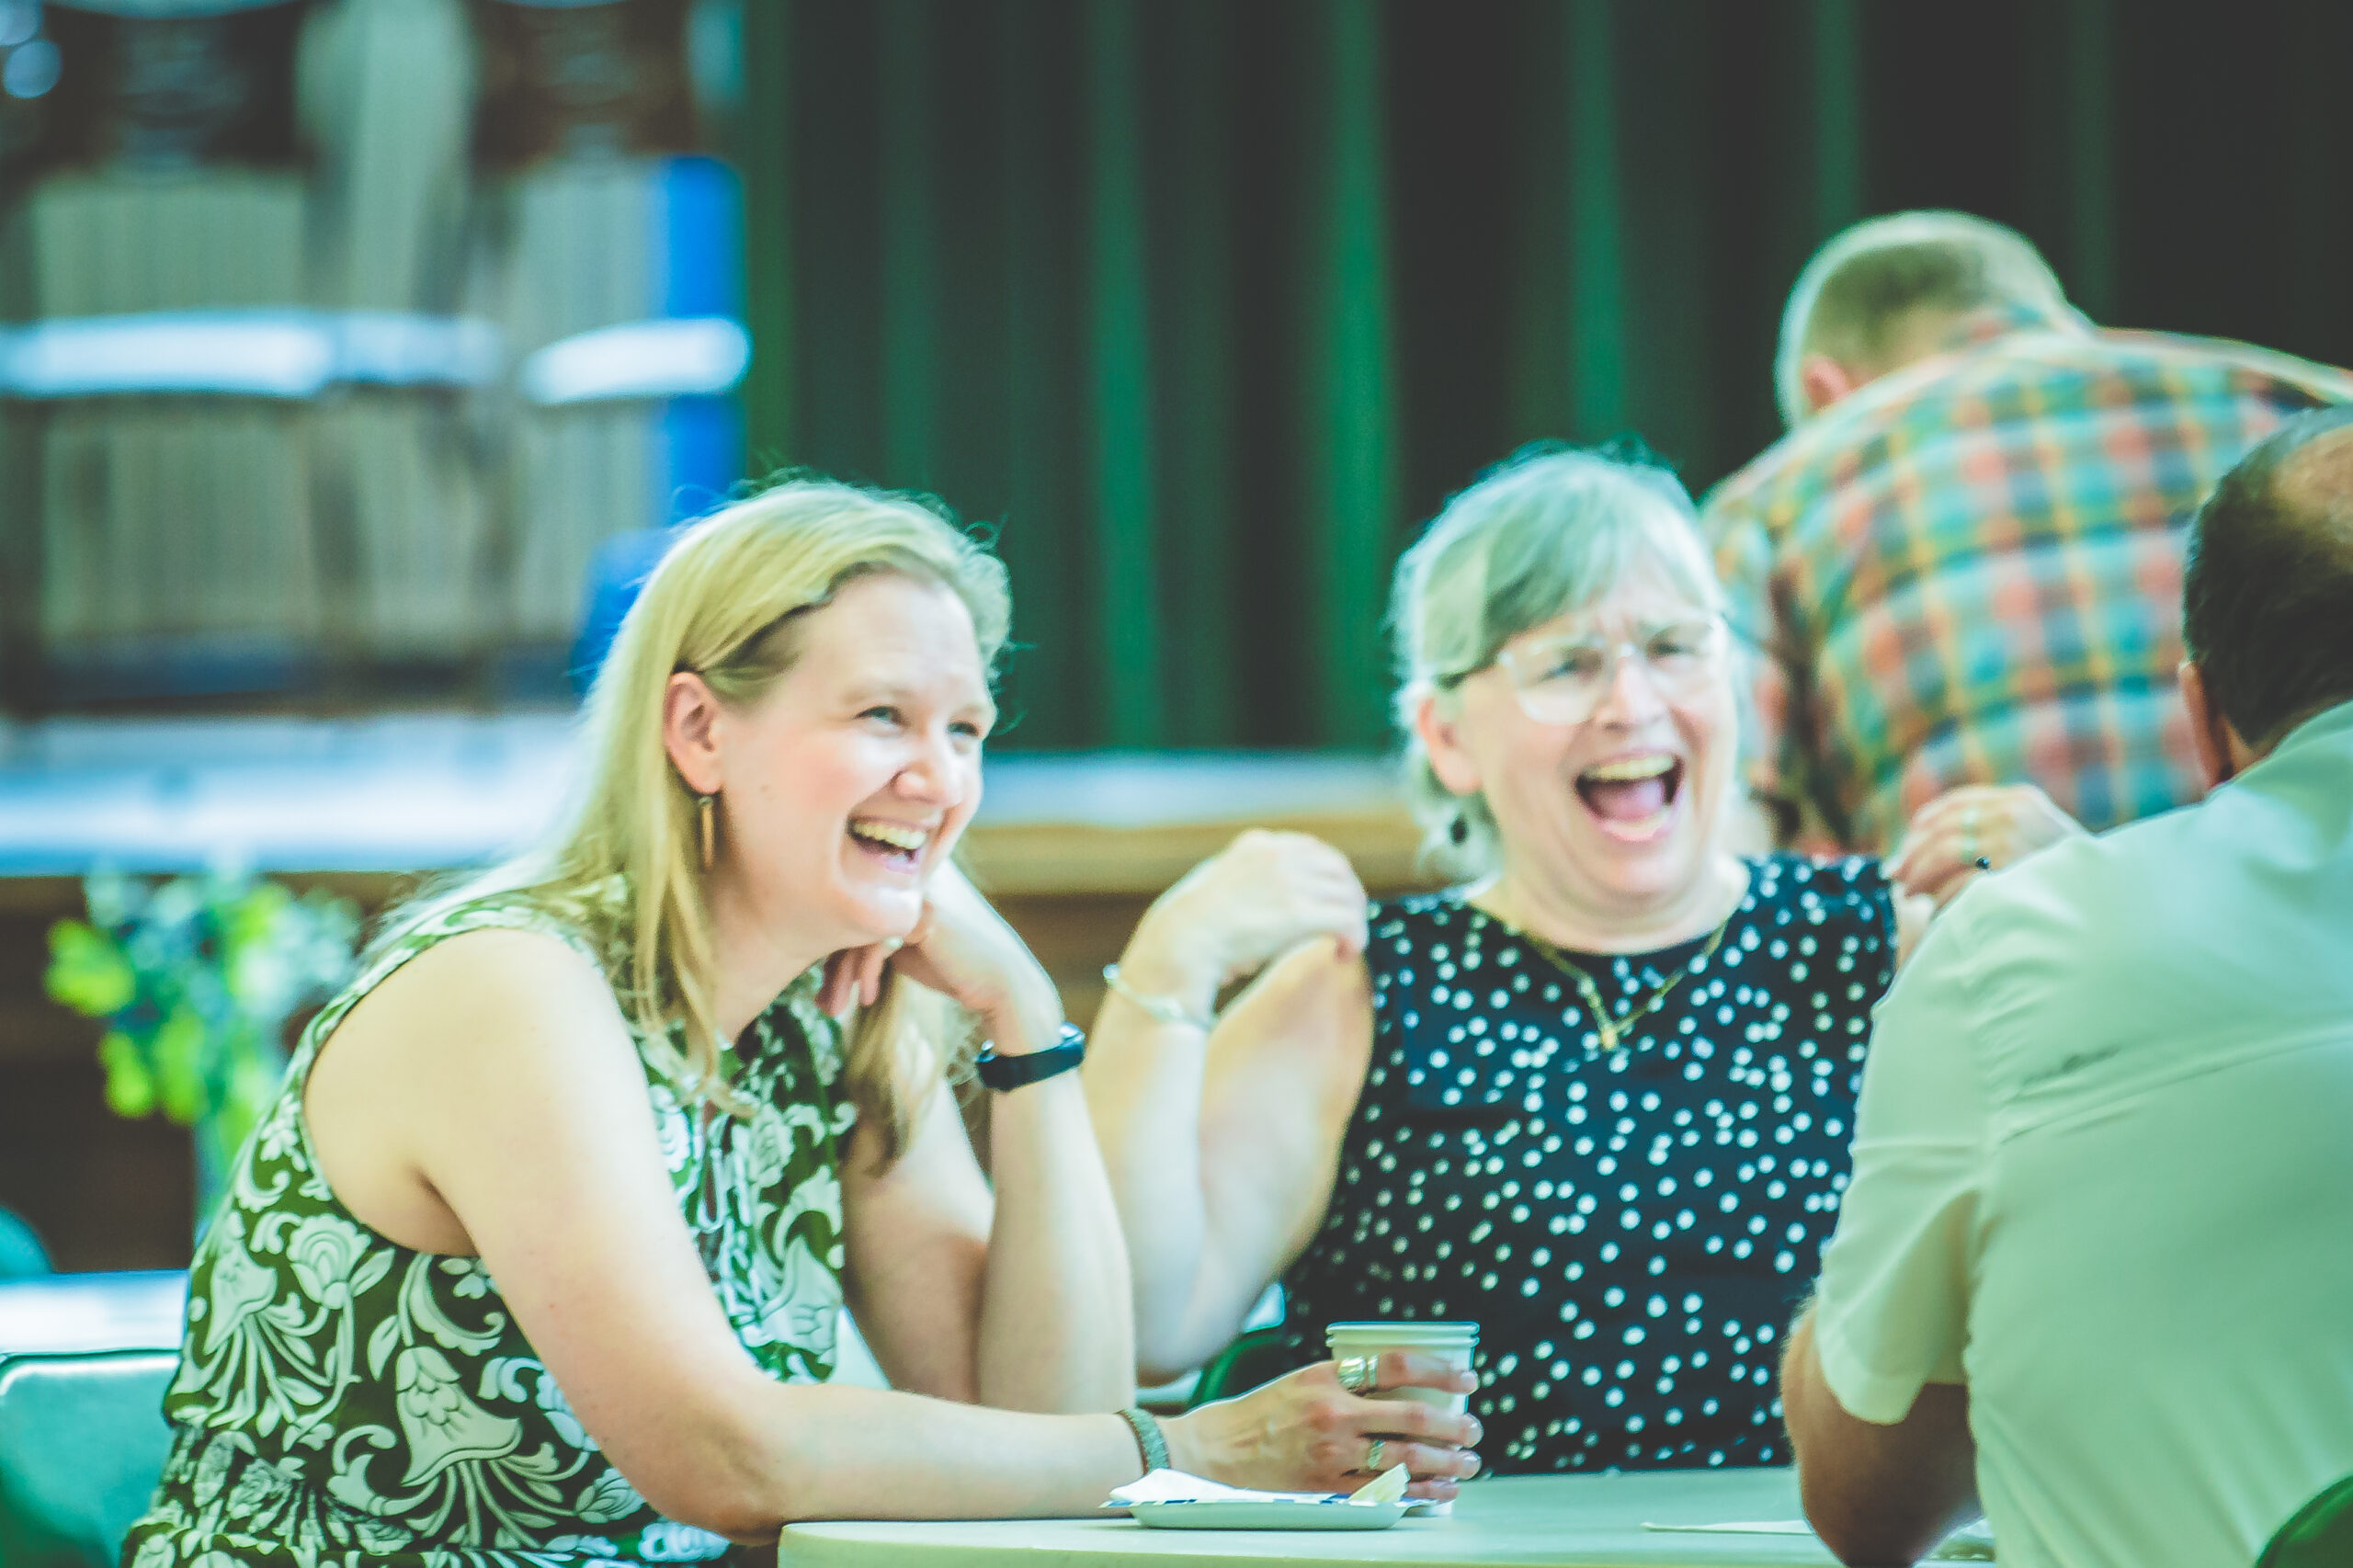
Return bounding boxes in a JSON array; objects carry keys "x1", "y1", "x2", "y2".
[{"x1": 738, "y1": 0, "x2": 2353, "y2": 753}]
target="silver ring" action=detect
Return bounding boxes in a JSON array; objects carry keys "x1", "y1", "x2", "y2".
[
  {"x1": 1365, "y1": 1437, "x2": 1387, "y2": 1473},
  {"x1": 1335, "y1": 1355, "x2": 1377, "y2": 1394}
]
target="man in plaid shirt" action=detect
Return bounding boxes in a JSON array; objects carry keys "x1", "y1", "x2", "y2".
[{"x1": 1704, "y1": 210, "x2": 2353, "y2": 869}]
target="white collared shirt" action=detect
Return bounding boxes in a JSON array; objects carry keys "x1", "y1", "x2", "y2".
[{"x1": 1814, "y1": 699, "x2": 2353, "y2": 1568}]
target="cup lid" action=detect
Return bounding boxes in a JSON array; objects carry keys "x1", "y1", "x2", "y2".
[{"x1": 1324, "y1": 1320, "x2": 1479, "y2": 1341}]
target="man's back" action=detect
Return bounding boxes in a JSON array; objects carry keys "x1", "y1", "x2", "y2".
[
  {"x1": 1705, "y1": 322, "x2": 2353, "y2": 848},
  {"x1": 1813, "y1": 700, "x2": 2353, "y2": 1567}
]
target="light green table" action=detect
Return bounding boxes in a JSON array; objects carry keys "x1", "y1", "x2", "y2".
[{"x1": 778, "y1": 1469, "x2": 1847, "y2": 1566}]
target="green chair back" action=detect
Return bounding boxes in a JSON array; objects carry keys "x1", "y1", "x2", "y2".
[
  {"x1": 0, "y1": 1212, "x2": 47, "y2": 1283},
  {"x1": 1188, "y1": 1324, "x2": 1298, "y2": 1408},
  {"x1": 2257, "y1": 1472, "x2": 2353, "y2": 1568},
  {"x1": 0, "y1": 1350, "x2": 176, "y2": 1568}
]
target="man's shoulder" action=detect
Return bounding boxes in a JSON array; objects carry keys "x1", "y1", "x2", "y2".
[
  {"x1": 1907, "y1": 325, "x2": 2353, "y2": 420},
  {"x1": 1941, "y1": 804, "x2": 2191, "y2": 960},
  {"x1": 1702, "y1": 329, "x2": 2353, "y2": 526},
  {"x1": 1699, "y1": 346, "x2": 1992, "y2": 523},
  {"x1": 1914, "y1": 804, "x2": 2211, "y2": 1084},
  {"x1": 2084, "y1": 327, "x2": 2353, "y2": 403}
]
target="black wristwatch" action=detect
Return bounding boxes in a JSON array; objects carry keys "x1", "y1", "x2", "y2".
[{"x1": 973, "y1": 1022, "x2": 1087, "y2": 1092}]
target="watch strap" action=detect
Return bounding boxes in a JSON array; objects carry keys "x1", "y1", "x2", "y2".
[{"x1": 972, "y1": 1021, "x2": 1086, "y2": 1092}]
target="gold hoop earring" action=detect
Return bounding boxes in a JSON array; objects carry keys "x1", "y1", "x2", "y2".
[{"x1": 698, "y1": 791, "x2": 717, "y2": 871}]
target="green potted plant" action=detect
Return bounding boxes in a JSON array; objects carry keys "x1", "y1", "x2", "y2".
[{"x1": 44, "y1": 868, "x2": 360, "y2": 1231}]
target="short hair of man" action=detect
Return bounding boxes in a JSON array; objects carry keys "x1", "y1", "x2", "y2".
[
  {"x1": 1775, "y1": 210, "x2": 2076, "y2": 427},
  {"x1": 2182, "y1": 405, "x2": 2353, "y2": 751}
]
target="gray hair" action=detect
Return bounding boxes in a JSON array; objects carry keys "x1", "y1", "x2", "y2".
[
  {"x1": 1391, "y1": 445, "x2": 1724, "y2": 881},
  {"x1": 1775, "y1": 210, "x2": 2076, "y2": 428}
]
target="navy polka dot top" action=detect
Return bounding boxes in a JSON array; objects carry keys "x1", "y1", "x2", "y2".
[{"x1": 1279, "y1": 853, "x2": 1895, "y2": 1473}]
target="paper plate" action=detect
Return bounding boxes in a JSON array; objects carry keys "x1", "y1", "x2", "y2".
[{"x1": 1128, "y1": 1498, "x2": 1407, "y2": 1531}]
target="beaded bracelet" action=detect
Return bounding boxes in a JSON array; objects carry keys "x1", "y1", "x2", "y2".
[
  {"x1": 1118, "y1": 1404, "x2": 1169, "y2": 1474},
  {"x1": 1101, "y1": 963, "x2": 1216, "y2": 1032}
]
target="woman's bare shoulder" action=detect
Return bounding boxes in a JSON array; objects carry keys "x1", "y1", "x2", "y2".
[
  {"x1": 319, "y1": 922, "x2": 644, "y2": 1117},
  {"x1": 308, "y1": 923, "x2": 656, "y2": 1251},
  {"x1": 357, "y1": 923, "x2": 620, "y2": 1035}
]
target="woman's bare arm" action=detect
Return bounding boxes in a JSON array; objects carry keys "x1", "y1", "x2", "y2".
[
  {"x1": 825, "y1": 861, "x2": 1134, "y2": 1413},
  {"x1": 1086, "y1": 932, "x2": 1373, "y2": 1381},
  {"x1": 1193, "y1": 941, "x2": 1375, "y2": 1345},
  {"x1": 838, "y1": 1036, "x2": 1135, "y2": 1414},
  {"x1": 306, "y1": 929, "x2": 1141, "y2": 1534}
]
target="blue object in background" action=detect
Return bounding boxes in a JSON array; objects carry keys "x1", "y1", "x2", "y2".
[
  {"x1": 654, "y1": 155, "x2": 747, "y2": 530},
  {"x1": 568, "y1": 157, "x2": 752, "y2": 696},
  {"x1": 568, "y1": 527, "x2": 678, "y2": 695}
]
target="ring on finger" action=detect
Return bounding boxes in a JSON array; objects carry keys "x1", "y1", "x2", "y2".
[
  {"x1": 1960, "y1": 805, "x2": 1980, "y2": 866},
  {"x1": 1364, "y1": 1437, "x2": 1387, "y2": 1473},
  {"x1": 1335, "y1": 1355, "x2": 1378, "y2": 1395}
]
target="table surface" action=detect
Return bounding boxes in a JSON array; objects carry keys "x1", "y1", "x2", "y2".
[{"x1": 778, "y1": 1470, "x2": 1847, "y2": 1567}]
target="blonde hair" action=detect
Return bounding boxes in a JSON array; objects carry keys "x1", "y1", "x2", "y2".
[
  {"x1": 1391, "y1": 445, "x2": 1724, "y2": 881},
  {"x1": 377, "y1": 477, "x2": 1010, "y2": 1162},
  {"x1": 1776, "y1": 210, "x2": 2077, "y2": 427}
]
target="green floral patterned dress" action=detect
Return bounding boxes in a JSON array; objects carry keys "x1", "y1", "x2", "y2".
[{"x1": 120, "y1": 897, "x2": 857, "y2": 1568}]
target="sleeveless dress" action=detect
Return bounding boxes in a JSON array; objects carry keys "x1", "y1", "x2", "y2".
[
  {"x1": 1280, "y1": 853, "x2": 1895, "y2": 1473},
  {"x1": 120, "y1": 895, "x2": 857, "y2": 1568}
]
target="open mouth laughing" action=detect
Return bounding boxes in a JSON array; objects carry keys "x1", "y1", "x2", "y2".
[
  {"x1": 847, "y1": 816, "x2": 933, "y2": 873},
  {"x1": 1574, "y1": 751, "x2": 1685, "y2": 844}
]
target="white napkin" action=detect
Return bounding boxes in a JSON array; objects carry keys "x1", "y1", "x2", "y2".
[
  {"x1": 1640, "y1": 1518, "x2": 1995, "y2": 1560},
  {"x1": 1641, "y1": 1520, "x2": 1815, "y2": 1536},
  {"x1": 1108, "y1": 1465, "x2": 1410, "y2": 1508}
]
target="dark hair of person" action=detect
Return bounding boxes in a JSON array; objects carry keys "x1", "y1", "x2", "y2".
[{"x1": 2182, "y1": 404, "x2": 2353, "y2": 749}]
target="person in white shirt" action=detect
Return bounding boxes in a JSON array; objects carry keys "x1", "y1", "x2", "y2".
[{"x1": 1779, "y1": 404, "x2": 2353, "y2": 1568}]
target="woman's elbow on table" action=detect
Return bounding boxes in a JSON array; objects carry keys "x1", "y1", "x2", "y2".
[
  {"x1": 597, "y1": 1383, "x2": 809, "y2": 1542},
  {"x1": 624, "y1": 1453, "x2": 781, "y2": 1543}
]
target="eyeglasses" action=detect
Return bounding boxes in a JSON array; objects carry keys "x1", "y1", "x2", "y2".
[{"x1": 1450, "y1": 614, "x2": 1728, "y2": 727}]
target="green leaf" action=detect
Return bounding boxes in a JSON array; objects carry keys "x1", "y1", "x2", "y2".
[
  {"x1": 219, "y1": 1052, "x2": 284, "y2": 1160},
  {"x1": 224, "y1": 881, "x2": 291, "y2": 956},
  {"x1": 97, "y1": 1030, "x2": 156, "y2": 1119},
  {"x1": 153, "y1": 1005, "x2": 210, "y2": 1126},
  {"x1": 368, "y1": 1312, "x2": 400, "y2": 1381},
  {"x1": 44, "y1": 919, "x2": 137, "y2": 1017}
]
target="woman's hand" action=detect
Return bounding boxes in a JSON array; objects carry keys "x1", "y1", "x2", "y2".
[
  {"x1": 820, "y1": 864, "x2": 1059, "y2": 1045},
  {"x1": 1117, "y1": 831, "x2": 1370, "y2": 1017},
  {"x1": 1888, "y1": 783, "x2": 2086, "y2": 909},
  {"x1": 1160, "y1": 1354, "x2": 1483, "y2": 1503}
]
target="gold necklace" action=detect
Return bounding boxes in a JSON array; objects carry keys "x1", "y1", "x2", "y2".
[{"x1": 1512, "y1": 917, "x2": 1732, "y2": 1054}]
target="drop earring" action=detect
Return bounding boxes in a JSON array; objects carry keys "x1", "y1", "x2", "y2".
[{"x1": 698, "y1": 791, "x2": 717, "y2": 870}]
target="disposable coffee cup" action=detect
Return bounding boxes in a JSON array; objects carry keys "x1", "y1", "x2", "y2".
[{"x1": 1325, "y1": 1321, "x2": 1479, "y2": 1517}]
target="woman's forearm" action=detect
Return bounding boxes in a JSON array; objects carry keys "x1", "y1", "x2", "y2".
[
  {"x1": 693, "y1": 1380, "x2": 1144, "y2": 1533},
  {"x1": 972, "y1": 1065, "x2": 1138, "y2": 1412},
  {"x1": 1080, "y1": 930, "x2": 1228, "y2": 1377},
  {"x1": 680, "y1": 1340, "x2": 1472, "y2": 1536}
]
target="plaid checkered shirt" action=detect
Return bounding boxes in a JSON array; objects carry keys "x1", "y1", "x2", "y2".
[{"x1": 1702, "y1": 311, "x2": 2353, "y2": 851}]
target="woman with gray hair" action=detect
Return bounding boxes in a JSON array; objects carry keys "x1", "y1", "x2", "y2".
[{"x1": 1088, "y1": 444, "x2": 1922, "y2": 1476}]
